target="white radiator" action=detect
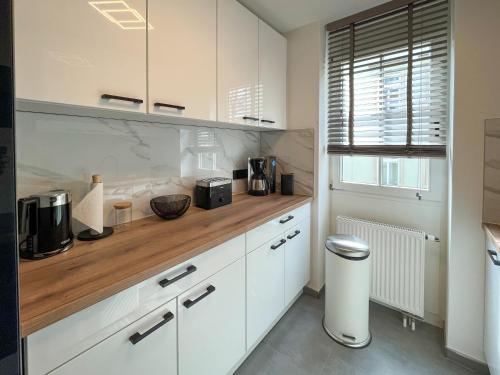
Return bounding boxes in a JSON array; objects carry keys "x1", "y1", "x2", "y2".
[{"x1": 336, "y1": 216, "x2": 426, "y2": 318}]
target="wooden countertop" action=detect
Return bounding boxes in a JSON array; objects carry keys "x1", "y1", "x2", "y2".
[
  {"x1": 484, "y1": 222, "x2": 500, "y2": 249},
  {"x1": 20, "y1": 194, "x2": 312, "y2": 337}
]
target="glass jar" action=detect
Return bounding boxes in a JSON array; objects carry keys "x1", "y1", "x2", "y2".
[{"x1": 113, "y1": 201, "x2": 132, "y2": 229}]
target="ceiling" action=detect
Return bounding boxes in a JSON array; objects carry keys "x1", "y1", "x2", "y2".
[{"x1": 238, "y1": 0, "x2": 387, "y2": 34}]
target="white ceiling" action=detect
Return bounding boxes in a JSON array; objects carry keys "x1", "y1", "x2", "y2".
[{"x1": 238, "y1": 0, "x2": 387, "y2": 34}]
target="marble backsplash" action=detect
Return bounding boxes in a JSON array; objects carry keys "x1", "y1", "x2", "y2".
[
  {"x1": 261, "y1": 129, "x2": 315, "y2": 196},
  {"x1": 16, "y1": 111, "x2": 314, "y2": 228},
  {"x1": 484, "y1": 118, "x2": 500, "y2": 224},
  {"x1": 16, "y1": 112, "x2": 260, "y2": 226}
]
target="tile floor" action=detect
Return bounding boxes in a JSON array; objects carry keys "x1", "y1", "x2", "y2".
[{"x1": 236, "y1": 294, "x2": 479, "y2": 375}]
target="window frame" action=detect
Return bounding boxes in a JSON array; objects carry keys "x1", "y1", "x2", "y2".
[{"x1": 330, "y1": 155, "x2": 445, "y2": 202}]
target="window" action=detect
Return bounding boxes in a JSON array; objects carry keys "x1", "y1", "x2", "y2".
[
  {"x1": 326, "y1": 0, "x2": 449, "y2": 157},
  {"x1": 341, "y1": 156, "x2": 429, "y2": 190}
]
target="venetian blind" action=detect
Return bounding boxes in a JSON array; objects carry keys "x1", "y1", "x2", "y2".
[{"x1": 327, "y1": 0, "x2": 449, "y2": 157}]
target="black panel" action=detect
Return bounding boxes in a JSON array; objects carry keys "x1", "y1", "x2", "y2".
[{"x1": 0, "y1": 0, "x2": 21, "y2": 372}]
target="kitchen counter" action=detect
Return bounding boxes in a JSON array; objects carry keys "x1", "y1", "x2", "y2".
[
  {"x1": 484, "y1": 222, "x2": 500, "y2": 249},
  {"x1": 20, "y1": 193, "x2": 312, "y2": 337}
]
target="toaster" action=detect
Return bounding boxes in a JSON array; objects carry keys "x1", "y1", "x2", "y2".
[{"x1": 195, "y1": 177, "x2": 232, "y2": 210}]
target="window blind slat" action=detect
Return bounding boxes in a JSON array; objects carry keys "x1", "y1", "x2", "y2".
[{"x1": 327, "y1": 0, "x2": 449, "y2": 157}]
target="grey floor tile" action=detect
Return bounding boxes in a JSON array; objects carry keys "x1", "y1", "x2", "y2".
[
  {"x1": 235, "y1": 342, "x2": 310, "y2": 375},
  {"x1": 236, "y1": 294, "x2": 480, "y2": 375}
]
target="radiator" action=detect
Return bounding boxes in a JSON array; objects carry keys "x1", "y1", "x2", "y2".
[{"x1": 336, "y1": 216, "x2": 426, "y2": 318}]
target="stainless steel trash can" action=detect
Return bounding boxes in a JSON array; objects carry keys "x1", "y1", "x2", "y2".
[{"x1": 323, "y1": 234, "x2": 371, "y2": 348}]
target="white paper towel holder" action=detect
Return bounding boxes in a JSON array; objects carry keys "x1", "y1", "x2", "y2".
[{"x1": 75, "y1": 175, "x2": 114, "y2": 241}]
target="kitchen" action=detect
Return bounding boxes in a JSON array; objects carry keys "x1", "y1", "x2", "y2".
[{"x1": 0, "y1": 0, "x2": 499, "y2": 375}]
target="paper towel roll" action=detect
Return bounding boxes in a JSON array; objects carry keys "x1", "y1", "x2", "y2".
[{"x1": 73, "y1": 175, "x2": 104, "y2": 234}]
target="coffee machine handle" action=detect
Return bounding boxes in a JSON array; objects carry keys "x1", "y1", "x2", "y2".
[{"x1": 18, "y1": 197, "x2": 38, "y2": 236}]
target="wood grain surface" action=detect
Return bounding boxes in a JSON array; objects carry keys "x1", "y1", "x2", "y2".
[{"x1": 20, "y1": 194, "x2": 312, "y2": 337}]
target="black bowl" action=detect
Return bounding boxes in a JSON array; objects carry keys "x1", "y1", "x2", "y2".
[{"x1": 150, "y1": 194, "x2": 191, "y2": 220}]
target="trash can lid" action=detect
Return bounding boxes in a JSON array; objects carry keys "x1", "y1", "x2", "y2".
[{"x1": 325, "y1": 234, "x2": 369, "y2": 259}]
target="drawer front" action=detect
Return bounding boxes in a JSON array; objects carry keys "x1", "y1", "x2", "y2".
[
  {"x1": 246, "y1": 203, "x2": 309, "y2": 253},
  {"x1": 27, "y1": 234, "x2": 245, "y2": 375},
  {"x1": 178, "y1": 257, "x2": 246, "y2": 375},
  {"x1": 246, "y1": 234, "x2": 286, "y2": 349},
  {"x1": 49, "y1": 300, "x2": 177, "y2": 375}
]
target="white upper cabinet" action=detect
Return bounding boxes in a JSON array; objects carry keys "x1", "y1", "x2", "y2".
[
  {"x1": 259, "y1": 20, "x2": 287, "y2": 129},
  {"x1": 148, "y1": 0, "x2": 216, "y2": 120},
  {"x1": 14, "y1": 0, "x2": 147, "y2": 112},
  {"x1": 217, "y1": 0, "x2": 259, "y2": 126}
]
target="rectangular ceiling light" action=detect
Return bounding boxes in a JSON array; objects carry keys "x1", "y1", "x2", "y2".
[{"x1": 88, "y1": 1, "x2": 153, "y2": 30}]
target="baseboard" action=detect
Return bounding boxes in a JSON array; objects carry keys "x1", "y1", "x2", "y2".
[
  {"x1": 303, "y1": 284, "x2": 324, "y2": 298},
  {"x1": 445, "y1": 348, "x2": 490, "y2": 374}
]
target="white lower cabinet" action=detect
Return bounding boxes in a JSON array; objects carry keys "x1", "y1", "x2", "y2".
[
  {"x1": 284, "y1": 220, "x2": 311, "y2": 306},
  {"x1": 246, "y1": 235, "x2": 286, "y2": 349},
  {"x1": 178, "y1": 258, "x2": 246, "y2": 375},
  {"x1": 27, "y1": 204, "x2": 311, "y2": 375},
  {"x1": 49, "y1": 299, "x2": 177, "y2": 375},
  {"x1": 485, "y1": 235, "x2": 500, "y2": 375}
]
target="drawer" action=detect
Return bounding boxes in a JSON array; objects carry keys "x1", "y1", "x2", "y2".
[
  {"x1": 27, "y1": 234, "x2": 245, "y2": 375},
  {"x1": 246, "y1": 203, "x2": 309, "y2": 253},
  {"x1": 49, "y1": 299, "x2": 177, "y2": 375}
]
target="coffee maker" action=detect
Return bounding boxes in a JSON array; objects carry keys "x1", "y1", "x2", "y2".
[
  {"x1": 248, "y1": 157, "x2": 270, "y2": 196},
  {"x1": 18, "y1": 190, "x2": 74, "y2": 259}
]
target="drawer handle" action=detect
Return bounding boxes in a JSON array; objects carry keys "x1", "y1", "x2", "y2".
[
  {"x1": 129, "y1": 312, "x2": 174, "y2": 345},
  {"x1": 183, "y1": 285, "x2": 216, "y2": 309},
  {"x1": 260, "y1": 119, "x2": 275, "y2": 124},
  {"x1": 280, "y1": 215, "x2": 294, "y2": 224},
  {"x1": 101, "y1": 94, "x2": 143, "y2": 104},
  {"x1": 487, "y1": 250, "x2": 500, "y2": 266},
  {"x1": 271, "y1": 239, "x2": 286, "y2": 250},
  {"x1": 242, "y1": 116, "x2": 259, "y2": 122},
  {"x1": 287, "y1": 230, "x2": 301, "y2": 240},
  {"x1": 159, "y1": 265, "x2": 197, "y2": 288},
  {"x1": 154, "y1": 102, "x2": 186, "y2": 111}
]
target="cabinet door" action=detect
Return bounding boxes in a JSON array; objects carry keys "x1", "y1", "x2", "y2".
[
  {"x1": 50, "y1": 300, "x2": 177, "y2": 375},
  {"x1": 217, "y1": 0, "x2": 259, "y2": 126},
  {"x1": 259, "y1": 20, "x2": 287, "y2": 129},
  {"x1": 15, "y1": 0, "x2": 146, "y2": 112},
  {"x1": 178, "y1": 258, "x2": 245, "y2": 375},
  {"x1": 284, "y1": 220, "x2": 311, "y2": 306},
  {"x1": 148, "y1": 0, "x2": 216, "y2": 120},
  {"x1": 247, "y1": 235, "x2": 285, "y2": 349},
  {"x1": 484, "y1": 238, "x2": 500, "y2": 375}
]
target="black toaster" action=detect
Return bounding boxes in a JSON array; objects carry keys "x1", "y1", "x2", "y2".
[{"x1": 195, "y1": 177, "x2": 232, "y2": 210}]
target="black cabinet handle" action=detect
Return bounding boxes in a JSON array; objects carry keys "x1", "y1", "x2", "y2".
[
  {"x1": 487, "y1": 250, "x2": 500, "y2": 266},
  {"x1": 287, "y1": 230, "x2": 301, "y2": 240},
  {"x1": 271, "y1": 239, "x2": 286, "y2": 250},
  {"x1": 183, "y1": 285, "x2": 216, "y2": 309},
  {"x1": 101, "y1": 94, "x2": 143, "y2": 104},
  {"x1": 280, "y1": 215, "x2": 294, "y2": 224},
  {"x1": 260, "y1": 119, "x2": 275, "y2": 124},
  {"x1": 154, "y1": 102, "x2": 186, "y2": 111},
  {"x1": 159, "y1": 265, "x2": 197, "y2": 288},
  {"x1": 243, "y1": 116, "x2": 259, "y2": 121},
  {"x1": 129, "y1": 312, "x2": 174, "y2": 345}
]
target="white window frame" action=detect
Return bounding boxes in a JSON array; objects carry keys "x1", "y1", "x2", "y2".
[{"x1": 330, "y1": 155, "x2": 445, "y2": 202}]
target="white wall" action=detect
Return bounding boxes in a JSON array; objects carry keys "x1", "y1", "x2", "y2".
[
  {"x1": 286, "y1": 22, "x2": 329, "y2": 291},
  {"x1": 447, "y1": 0, "x2": 500, "y2": 363}
]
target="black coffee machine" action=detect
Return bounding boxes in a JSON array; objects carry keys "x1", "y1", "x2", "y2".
[
  {"x1": 248, "y1": 157, "x2": 271, "y2": 196},
  {"x1": 18, "y1": 190, "x2": 74, "y2": 259}
]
